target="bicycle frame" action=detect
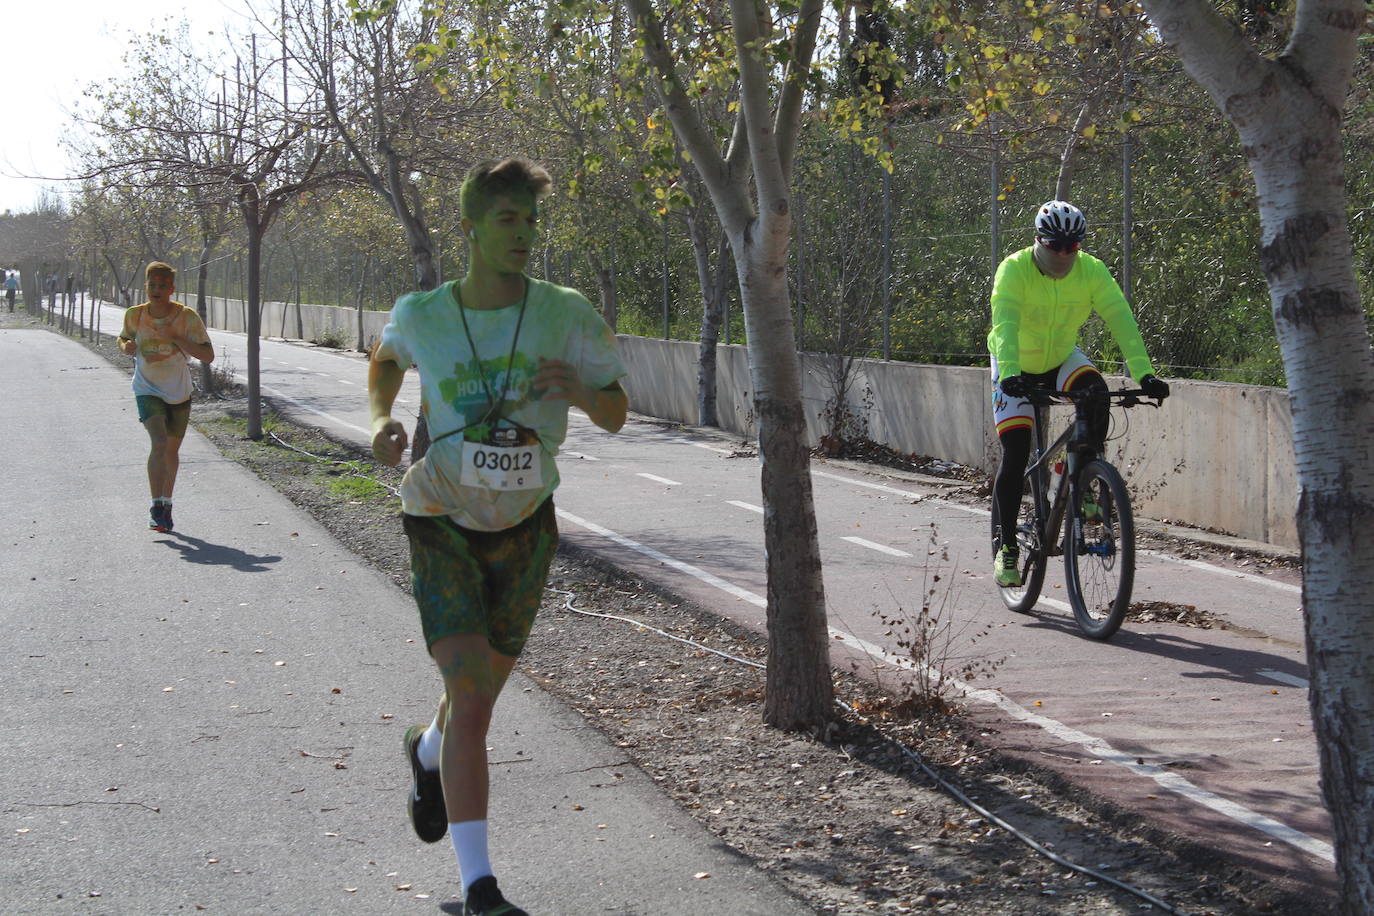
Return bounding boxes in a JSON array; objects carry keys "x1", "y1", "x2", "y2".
[{"x1": 1021, "y1": 387, "x2": 1150, "y2": 555}]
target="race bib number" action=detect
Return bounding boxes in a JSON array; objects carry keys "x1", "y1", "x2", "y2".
[{"x1": 461, "y1": 439, "x2": 543, "y2": 490}]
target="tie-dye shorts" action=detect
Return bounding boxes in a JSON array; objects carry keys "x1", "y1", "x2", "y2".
[{"x1": 401, "y1": 498, "x2": 557, "y2": 658}]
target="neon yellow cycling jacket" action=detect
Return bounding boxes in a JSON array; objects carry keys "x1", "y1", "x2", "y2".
[{"x1": 987, "y1": 246, "x2": 1156, "y2": 381}]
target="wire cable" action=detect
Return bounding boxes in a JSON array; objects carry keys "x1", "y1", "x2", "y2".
[
  {"x1": 546, "y1": 585, "x2": 1191, "y2": 916},
  {"x1": 266, "y1": 430, "x2": 401, "y2": 496}
]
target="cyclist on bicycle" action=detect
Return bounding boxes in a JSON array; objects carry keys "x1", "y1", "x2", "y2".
[{"x1": 989, "y1": 200, "x2": 1169, "y2": 587}]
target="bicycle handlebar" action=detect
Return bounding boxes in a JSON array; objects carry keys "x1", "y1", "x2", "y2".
[{"x1": 1021, "y1": 387, "x2": 1163, "y2": 409}]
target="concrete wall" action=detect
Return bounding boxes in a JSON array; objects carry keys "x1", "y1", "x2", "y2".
[
  {"x1": 204, "y1": 297, "x2": 1298, "y2": 549},
  {"x1": 202, "y1": 296, "x2": 389, "y2": 350},
  {"x1": 618, "y1": 337, "x2": 1297, "y2": 549}
]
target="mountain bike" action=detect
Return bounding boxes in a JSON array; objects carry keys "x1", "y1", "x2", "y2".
[{"x1": 992, "y1": 386, "x2": 1161, "y2": 640}]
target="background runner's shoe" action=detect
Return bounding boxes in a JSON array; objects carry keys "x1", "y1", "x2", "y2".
[
  {"x1": 149, "y1": 505, "x2": 170, "y2": 532},
  {"x1": 403, "y1": 723, "x2": 447, "y2": 842},
  {"x1": 463, "y1": 876, "x2": 528, "y2": 916},
  {"x1": 162, "y1": 505, "x2": 174, "y2": 532}
]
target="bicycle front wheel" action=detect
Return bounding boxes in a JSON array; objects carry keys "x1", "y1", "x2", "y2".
[
  {"x1": 1064, "y1": 460, "x2": 1134, "y2": 640},
  {"x1": 992, "y1": 497, "x2": 1047, "y2": 614}
]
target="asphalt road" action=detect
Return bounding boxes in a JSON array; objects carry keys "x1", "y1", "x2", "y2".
[{"x1": 83, "y1": 300, "x2": 1335, "y2": 897}]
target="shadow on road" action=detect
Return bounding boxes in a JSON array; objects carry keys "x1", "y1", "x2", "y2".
[
  {"x1": 1014, "y1": 611, "x2": 1308, "y2": 688},
  {"x1": 156, "y1": 533, "x2": 283, "y2": 572}
]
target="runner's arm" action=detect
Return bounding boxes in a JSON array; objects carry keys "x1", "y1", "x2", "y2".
[
  {"x1": 532, "y1": 358, "x2": 627, "y2": 433},
  {"x1": 368, "y1": 355, "x2": 410, "y2": 466}
]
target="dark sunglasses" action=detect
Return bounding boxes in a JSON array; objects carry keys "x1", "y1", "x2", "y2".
[{"x1": 1042, "y1": 238, "x2": 1081, "y2": 254}]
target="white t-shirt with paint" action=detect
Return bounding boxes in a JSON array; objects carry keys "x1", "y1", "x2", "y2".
[{"x1": 376, "y1": 277, "x2": 626, "y2": 531}]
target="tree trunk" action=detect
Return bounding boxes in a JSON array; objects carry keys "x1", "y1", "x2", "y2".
[
  {"x1": 195, "y1": 239, "x2": 215, "y2": 392},
  {"x1": 244, "y1": 206, "x2": 265, "y2": 440},
  {"x1": 687, "y1": 215, "x2": 728, "y2": 427},
  {"x1": 1141, "y1": 1, "x2": 1373, "y2": 906},
  {"x1": 354, "y1": 255, "x2": 372, "y2": 351},
  {"x1": 1054, "y1": 96, "x2": 1101, "y2": 201},
  {"x1": 588, "y1": 250, "x2": 618, "y2": 331},
  {"x1": 731, "y1": 225, "x2": 833, "y2": 731}
]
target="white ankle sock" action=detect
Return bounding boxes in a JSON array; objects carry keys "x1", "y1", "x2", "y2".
[
  {"x1": 416, "y1": 715, "x2": 442, "y2": 771},
  {"x1": 450, "y1": 819, "x2": 492, "y2": 895}
]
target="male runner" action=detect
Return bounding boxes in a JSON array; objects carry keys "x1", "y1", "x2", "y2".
[
  {"x1": 117, "y1": 262, "x2": 215, "y2": 532},
  {"x1": 369, "y1": 157, "x2": 627, "y2": 915}
]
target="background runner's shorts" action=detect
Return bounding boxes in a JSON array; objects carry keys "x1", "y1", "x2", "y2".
[
  {"x1": 135, "y1": 395, "x2": 192, "y2": 438},
  {"x1": 402, "y1": 498, "x2": 558, "y2": 658}
]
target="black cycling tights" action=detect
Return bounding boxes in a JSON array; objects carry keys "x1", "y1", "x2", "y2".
[{"x1": 994, "y1": 370, "x2": 1107, "y2": 549}]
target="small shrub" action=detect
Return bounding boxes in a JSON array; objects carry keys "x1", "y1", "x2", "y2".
[{"x1": 314, "y1": 325, "x2": 349, "y2": 349}]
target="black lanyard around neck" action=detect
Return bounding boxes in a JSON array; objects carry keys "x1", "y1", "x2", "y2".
[{"x1": 455, "y1": 276, "x2": 529, "y2": 424}]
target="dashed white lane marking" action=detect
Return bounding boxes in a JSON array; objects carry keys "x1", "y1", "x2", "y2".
[
  {"x1": 638, "y1": 473, "x2": 681, "y2": 486},
  {"x1": 557, "y1": 509, "x2": 1333, "y2": 866},
  {"x1": 226, "y1": 372, "x2": 371, "y2": 438},
  {"x1": 812, "y1": 469, "x2": 986, "y2": 516},
  {"x1": 814, "y1": 468, "x2": 1299, "y2": 596},
  {"x1": 1259, "y1": 669, "x2": 1310, "y2": 689},
  {"x1": 841, "y1": 536, "x2": 913, "y2": 558},
  {"x1": 727, "y1": 500, "x2": 763, "y2": 514},
  {"x1": 669, "y1": 436, "x2": 734, "y2": 454}
]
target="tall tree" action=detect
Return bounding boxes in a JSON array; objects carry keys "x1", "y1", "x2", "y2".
[
  {"x1": 76, "y1": 23, "x2": 352, "y2": 438},
  {"x1": 1138, "y1": 0, "x2": 1374, "y2": 906},
  {"x1": 619, "y1": 0, "x2": 840, "y2": 729}
]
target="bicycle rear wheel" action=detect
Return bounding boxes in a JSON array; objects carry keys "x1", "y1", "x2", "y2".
[
  {"x1": 1064, "y1": 459, "x2": 1134, "y2": 640},
  {"x1": 992, "y1": 498, "x2": 1046, "y2": 613}
]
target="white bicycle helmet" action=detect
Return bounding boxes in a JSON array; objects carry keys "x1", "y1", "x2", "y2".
[{"x1": 1034, "y1": 200, "x2": 1086, "y2": 243}]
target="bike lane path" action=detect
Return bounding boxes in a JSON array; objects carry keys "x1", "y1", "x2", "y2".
[{"x1": 550, "y1": 421, "x2": 1334, "y2": 901}]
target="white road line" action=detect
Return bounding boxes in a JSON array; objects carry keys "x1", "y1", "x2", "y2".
[
  {"x1": 727, "y1": 500, "x2": 763, "y2": 514},
  {"x1": 225, "y1": 372, "x2": 371, "y2": 437},
  {"x1": 1140, "y1": 549, "x2": 1302, "y2": 594},
  {"x1": 1259, "y1": 669, "x2": 1310, "y2": 689},
  {"x1": 337, "y1": 379, "x2": 355, "y2": 385},
  {"x1": 638, "y1": 473, "x2": 681, "y2": 486},
  {"x1": 558, "y1": 510, "x2": 1333, "y2": 866},
  {"x1": 557, "y1": 509, "x2": 765, "y2": 607},
  {"x1": 669, "y1": 436, "x2": 734, "y2": 454},
  {"x1": 812, "y1": 469, "x2": 986, "y2": 516},
  {"x1": 841, "y1": 536, "x2": 913, "y2": 558}
]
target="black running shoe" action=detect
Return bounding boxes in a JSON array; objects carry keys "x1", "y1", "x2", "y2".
[
  {"x1": 403, "y1": 723, "x2": 447, "y2": 843},
  {"x1": 463, "y1": 876, "x2": 528, "y2": 916},
  {"x1": 162, "y1": 504, "x2": 174, "y2": 532},
  {"x1": 149, "y1": 505, "x2": 169, "y2": 532}
]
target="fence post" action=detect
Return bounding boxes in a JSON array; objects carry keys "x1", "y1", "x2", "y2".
[
  {"x1": 881, "y1": 162, "x2": 892, "y2": 361},
  {"x1": 1121, "y1": 69, "x2": 1134, "y2": 306},
  {"x1": 661, "y1": 219, "x2": 670, "y2": 340}
]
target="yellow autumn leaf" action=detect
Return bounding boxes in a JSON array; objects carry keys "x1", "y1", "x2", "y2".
[{"x1": 1082, "y1": 124, "x2": 1097, "y2": 139}]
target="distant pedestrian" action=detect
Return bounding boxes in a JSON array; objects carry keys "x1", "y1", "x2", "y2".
[
  {"x1": 4, "y1": 270, "x2": 17, "y2": 311},
  {"x1": 116, "y1": 261, "x2": 215, "y2": 532},
  {"x1": 368, "y1": 157, "x2": 627, "y2": 915}
]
